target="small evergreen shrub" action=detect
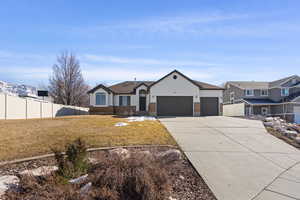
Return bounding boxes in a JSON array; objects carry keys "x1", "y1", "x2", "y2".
[{"x1": 53, "y1": 138, "x2": 89, "y2": 179}]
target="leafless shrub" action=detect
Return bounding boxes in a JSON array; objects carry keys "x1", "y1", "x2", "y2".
[{"x1": 89, "y1": 152, "x2": 171, "y2": 200}]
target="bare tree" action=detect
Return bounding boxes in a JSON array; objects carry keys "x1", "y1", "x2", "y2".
[{"x1": 49, "y1": 51, "x2": 90, "y2": 106}]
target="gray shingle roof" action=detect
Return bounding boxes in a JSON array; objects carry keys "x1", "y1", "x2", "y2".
[
  {"x1": 228, "y1": 81, "x2": 269, "y2": 89},
  {"x1": 228, "y1": 75, "x2": 299, "y2": 89},
  {"x1": 108, "y1": 81, "x2": 154, "y2": 94},
  {"x1": 269, "y1": 75, "x2": 297, "y2": 88}
]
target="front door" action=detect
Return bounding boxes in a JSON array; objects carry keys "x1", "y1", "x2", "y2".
[{"x1": 139, "y1": 97, "x2": 146, "y2": 111}]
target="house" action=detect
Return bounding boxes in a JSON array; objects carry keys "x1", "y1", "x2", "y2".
[
  {"x1": 88, "y1": 70, "x2": 224, "y2": 116},
  {"x1": 223, "y1": 75, "x2": 300, "y2": 123}
]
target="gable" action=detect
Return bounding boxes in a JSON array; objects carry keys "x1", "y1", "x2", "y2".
[
  {"x1": 281, "y1": 76, "x2": 300, "y2": 87},
  {"x1": 150, "y1": 71, "x2": 199, "y2": 96}
]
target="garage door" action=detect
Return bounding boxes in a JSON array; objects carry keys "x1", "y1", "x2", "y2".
[
  {"x1": 157, "y1": 96, "x2": 193, "y2": 116},
  {"x1": 294, "y1": 106, "x2": 300, "y2": 124},
  {"x1": 200, "y1": 97, "x2": 219, "y2": 116}
]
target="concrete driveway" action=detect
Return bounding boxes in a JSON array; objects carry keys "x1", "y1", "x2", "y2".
[{"x1": 160, "y1": 116, "x2": 300, "y2": 200}]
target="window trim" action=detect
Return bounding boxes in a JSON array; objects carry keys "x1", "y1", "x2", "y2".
[
  {"x1": 281, "y1": 88, "x2": 289, "y2": 96},
  {"x1": 245, "y1": 89, "x2": 254, "y2": 96},
  {"x1": 260, "y1": 89, "x2": 268, "y2": 96},
  {"x1": 95, "y1": 92, "x2": 107, "y2": 106},
  {"x1": 119, "y1": 96, "x2": 131, "y2": 106}
]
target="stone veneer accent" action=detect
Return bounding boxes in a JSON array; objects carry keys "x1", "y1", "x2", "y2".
[
  {"x1": 219, "y1": 103, "x2": 223, "y2": 116},
  {"x1": 89, "y1": 106, "x2": 114, "y2": 115},
  {"x1": 194, "y1": 102, "x2": 200, "y2": 116},
  {"x1": 148, "y1": 103, "x2": 156, "y2": 116},
  {"x1": 114, "y1": 106, "x2": 136, "y2": 116}
]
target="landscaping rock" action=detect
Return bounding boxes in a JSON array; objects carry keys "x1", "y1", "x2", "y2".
[
  {"x1": 284, "y1": 130, "x2": 298, "y2": 138},
  {"x1": 69, "y1": 174, "x2": 88, "y2": 184},
  {"x1": 88, "y1": 157, "x2": 98, "y2": 164},
  {"x1": 263, "y1": 122, "x2": 274, "y2": 127},
  {"x1": 294, "y1": 137, "x2": 300, "y2": 144},
  {"x1": 19, "y1": 166, "x2": 58, "y2": 176},
  {"x1": 159, "y1": 149, "x2": 182, "y2": 164},
  {"x1": 0, "y1": 175, "x2": 19, "y2": 196},
  {"x1": 264, "y1": 117, "x2": 274, "y2": 122},
  {"x1": 110, "y1": 148, "x2": 130, "y2": 159},
  {"x1": 80, "y1": 182, "x2": 92, "y2": 195}
]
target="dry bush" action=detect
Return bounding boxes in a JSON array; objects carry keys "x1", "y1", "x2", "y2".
[
  {"x1": 89, "y1": 152, "x2": 171, "y2": 200},
  {"x1": 4, "y1": 174, "x2": 82, "y2": 200},
  {"x1": 4, "y1": 151, "x2": 171, "y2": 200}
]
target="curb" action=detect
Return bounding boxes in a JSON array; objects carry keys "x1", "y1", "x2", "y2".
[{"x1": 0, "y1": 145, "x2": 178, "y2": 166}]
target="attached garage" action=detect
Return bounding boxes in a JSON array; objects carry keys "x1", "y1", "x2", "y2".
[
  {"x1": 200, "y1": 97, "x2": 219, "y2": 116},
  {"x1": 157, "y1": 96, "x2": 193, "y2": 116}
]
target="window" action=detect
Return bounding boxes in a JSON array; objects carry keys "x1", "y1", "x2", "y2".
[
  {"x1": 260, "y1": 89, "x2": 268, "y2": 96},
  {"x1": 95, "y1": 92, "x2": 106, "y2": 105},
  {"x1": 281, "y1": 88, "x2": 289, "y2": 96},
  {"x1": 245, "y1": 89, "x2": 254, "y2": 96},
  {"x1": 119, "y1": 96, "x2": 131, "y2": 106},
  {"x1": 230, "y1": 92, "x2": 234, "y2": 103}
]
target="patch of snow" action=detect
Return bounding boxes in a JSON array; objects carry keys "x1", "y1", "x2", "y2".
[
  {"x1": 69, "y1": 174, "x2": 88, "y2": 184},
  {"x1": 115, "y1": 122, "x2": 128, "y2": 127},
  {"x1": 110, "y1": 148, "x2": 130, "y2": 159},
  {"x1": 0, "y1": 80, "x2": 37, "y2": 97},
  {"x1": 0, "y1": 175, "x2": 19, "y2": 196},
  {"x1": 20, "y1": 166, "x2": 58, "y2": 176},
  {"x1": 127, "y1": 116, "x2": 156, "y2": 122}
]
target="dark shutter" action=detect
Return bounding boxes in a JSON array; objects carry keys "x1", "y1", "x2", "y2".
[
  {"x1": 119, "y1": 96, "x2": 123, "y2": 106},
  {"x1": 127, "y1": 96, "x2": 131, "y2": 106}
]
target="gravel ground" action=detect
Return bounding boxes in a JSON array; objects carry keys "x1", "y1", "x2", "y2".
[{"x1": 0, "y1": 146, "x2": 216, "y2": 200}]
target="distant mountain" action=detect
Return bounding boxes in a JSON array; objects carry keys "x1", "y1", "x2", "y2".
[{"x1": 0, "y1": 80, "x2": 38, "y2": 97}]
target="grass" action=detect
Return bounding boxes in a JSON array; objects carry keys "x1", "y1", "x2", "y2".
[{"x1": 0, "y1": 115, "x2": 177, "y2": 161}]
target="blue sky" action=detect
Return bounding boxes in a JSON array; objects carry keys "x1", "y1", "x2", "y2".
[{"x1": 0, "y1": 0, "x2": 300, "y2": 87}]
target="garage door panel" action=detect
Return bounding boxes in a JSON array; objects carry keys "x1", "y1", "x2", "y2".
[
  {"x1": 157, "y1": 96, "x2": 193, "y2": 116},
  {"x1": 201, "y1": 97, "x2": 219, "y2": 116}
]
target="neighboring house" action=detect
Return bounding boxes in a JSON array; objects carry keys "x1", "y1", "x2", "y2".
[
  {"x1": 224, "y1": 75, "x2": 300, "y2": 123},
  {"x1": 88, "y1": 70, "x2": 224, "y2": 116}
]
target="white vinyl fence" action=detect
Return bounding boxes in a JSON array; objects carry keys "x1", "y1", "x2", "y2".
[
  {"x1": 223, "y1": 102, "x2": 245, "y2": 117},
  {"x1": 0, "y1": 93, "x2": 89, "y2": 120}
]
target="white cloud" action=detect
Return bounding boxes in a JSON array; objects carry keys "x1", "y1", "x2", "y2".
[
  {"x1": 72, "y1": 12, "x2": 300, "y2": 37},
  {"x1": 82, "y1": 54, "x2": 218, "y2": 67},
  {"x1": 73, "y1": 12, "x2": 250, "y2": 36},
  {"x1": 82, "y1": 65, "x2": 216, "y2": 86}
]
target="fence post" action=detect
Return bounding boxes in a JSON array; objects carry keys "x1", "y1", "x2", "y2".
[
  {"x1": 52, "y1": 103, "x2": 54, "y2": 119},
  {"x1": 25, "y1": 98, "x2": 28, "y2": 119},
  {"x1": 40, "y1": 101, "x2": 42, "y2": 119},
  {"x1": 4, "y1": 93, "x2": 7, "y2": 120}
]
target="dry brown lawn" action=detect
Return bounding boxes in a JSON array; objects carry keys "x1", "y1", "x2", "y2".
[{"x1": 0, "y1": 115, "x2": 177, "y2": 161}]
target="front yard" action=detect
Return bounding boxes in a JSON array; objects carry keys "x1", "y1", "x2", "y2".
[{"x1": 0, "y1": 115, "x2": 177, "y2": 161}]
